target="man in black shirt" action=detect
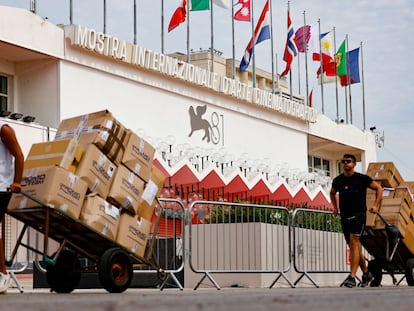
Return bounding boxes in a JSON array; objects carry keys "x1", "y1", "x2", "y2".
[{"x1": 330, "y1": 154, "x2": 382, "y2": 288}]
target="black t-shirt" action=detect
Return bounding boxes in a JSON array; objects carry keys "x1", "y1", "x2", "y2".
[{"x1": 332, "y1": 172, "x2": 373, "y2": 218}]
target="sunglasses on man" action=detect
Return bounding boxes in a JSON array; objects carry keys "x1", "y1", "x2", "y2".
[{"x1": 341, "y1": 159, "x2": 353, "y2": 164}]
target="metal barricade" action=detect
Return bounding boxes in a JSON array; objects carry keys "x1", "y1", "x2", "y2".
[
  {"x1": 134, "y1": 198, "x2": 185, "y2": 290},
  {"x1": 291, "y1": 208, "x2": 374, "y2": 287},
  {"x1": 188, "y1": 200, "x2": 293, "y2": 290}
]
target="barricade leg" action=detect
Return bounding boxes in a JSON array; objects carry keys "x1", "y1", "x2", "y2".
[
  {"x1": 269, "y1": 272, "x2": 295, "y2": 288},
  {"x1": 159, "y1": 271, "x2": 184, "y2": 291},
  {"x1": 194, "y1": 272, "x2": 220, "y2": 290},
  {"x1": 7, "y1": 270, "x2": 24, "y2": 293}
]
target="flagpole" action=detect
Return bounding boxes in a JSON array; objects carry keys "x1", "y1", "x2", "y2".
[
  {"x1": 210, "y1": 0, "x2": 214, "y2": 72},
  {"x1": 187, "y1": 0, "x2": 190, "y2": 63},
  {"x1": 30, "y1": 0, "x2": 36, "y2": 14},
  {"x1": 69, "y1": 0, "x2": 73, "y2": 24},
  {"x1": 251, "y1": 0, "x2": 256, "y2": 88},
  {"x1": 297, "y1": 46, "x2": 301, "y2": 94},
  {"x1": 344, "y1": 35, "x2": 349, "y2": 123},
  {"x1": 269, "y1": 0, "x2": 275, "y2": 93},
  {"x1": 134, "y1": 0, "x2": 137, "y2": 44},
  {"x1": 287, "y1": 1, "x2": 292, "y2": 99},
  {"x1": 333, "y1": 27, "x2": 339, "y2": 122},
  {"x1": 231, "y1": 2, "x2": 235, "y2": 79},
  {"x1": 361, "y1": 41, "x2": 366, "y2": 130},
  {"x1": 346, "y1": 35, "x2": 353, "y2": 124},
  {"x1": 103, "y1": 0, "x2": 107, "y2": 34},
  {"x1": 161, "y1": 0, "x2": 164, "y2": 52},
  {"x1": 303, "y1": 11, "x2": 309, "y2": 106},
  {"x1": 317, "y1": 19, "x2": 325, "y2": 114}
]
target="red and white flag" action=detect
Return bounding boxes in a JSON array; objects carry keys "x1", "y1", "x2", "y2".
[
  {"x1": 168, "y1": 0, "x2": 187, "y2": 32},
  {"x1": 234, "y1": 0, "x2": 251, "y2": 21},
  {"x1": 280, "y1": 10, "x2": 298, "y2": 77}
]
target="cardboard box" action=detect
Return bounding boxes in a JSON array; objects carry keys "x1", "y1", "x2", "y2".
[
  {"x1": 374, "y1": 212, "x2": 407, "y2": 237},
  {"x1": 7, "y1": 165, "x2": 88, "y2": 219},
  {"x1": 137, "y1": 165, "x2": 166, "y2": 220},
  {"x1": 400, "y1": 181, "x2": 414, "y2": 195},
  {"x1": 122, "y1": 130, "x2": 155, "y2": 182},
  {"x1": 55, "y1": 110, "x2": 128, "y2": 164},
  {"x1": 79, "y1": 193, "x2": 120, "y2": 240},
  {"x1": 402, "y1": 221, "x2": 414, "y2": 254},
  {"x1": 107, "y1": 164, "x2": 145, "y2": 214},
  {"x1": 394, "y1": 186, "x2": 413, "y2": 210},
  {"x1": 365, "y1": 188, "x2": 393, "y2": 227},
  {"x1": 381, "y1": 197, "x2": 411, "y2": 224},
  {"x1": 24, "y1": 139, "x2": 83, "y2": 173},
  {"x1": 366, "y1": 162, "x2": 403, "y2": 188},
  {"x1": 75, "y1": 144, "x2": 117, "y2": 198},
  {"x1": 116, "y1": 212, "x2": 152, "y2": 258}
]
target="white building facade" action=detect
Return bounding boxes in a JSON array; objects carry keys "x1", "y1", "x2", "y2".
[{"x1": 0, "y1": 6, "x2": 378, "y2": 207}]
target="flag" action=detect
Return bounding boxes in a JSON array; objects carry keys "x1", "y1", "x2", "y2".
[
  {"x1": 313, "y1": 31, "x2": 334, "y2": 61},
  {"x1": 191, "y1": 0, "x2": 209, "y2": 11},
  {"x1": 307, "y1": 24, "x2": 320, "y2": 56},
  {"x1": 312, "y1": 31, "x2": 335, "y2": 75},
  {"x1": 168, "y1": 0, "x2": 187, "y2": 32},
  {"x1": 295, "y1": 25, "x2": 311, "y2": 53},
  {"x1": 239, "y1": 0, "x2": 270, "y2": 72},
  {"x1": 213, "y1": 0, "x2": 232, "y2": 9},
  {"x1": 279, "y1": 10, "x2": 298, "y2": 77},
  {"x1": 336, "y1": 40, "x2": 347, "y2": 76},
  {"x1": 339, "y1": 47, "x2": 360, "y2": 86},
  {"x1": 234, "y1": 0, "x2": 251, "y2": 21}
]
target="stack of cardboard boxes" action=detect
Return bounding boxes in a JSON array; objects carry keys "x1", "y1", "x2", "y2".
[
  {"x1": 8, "y1": 110, "x2": 166, "y2": 258},
  {"x1": 366, "y1": 162, "x2": 414, "y2": 254}
]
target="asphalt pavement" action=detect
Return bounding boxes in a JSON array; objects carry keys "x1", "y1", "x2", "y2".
[{"x1": 2, "y1": 286, "x2": 414, "y2": 311}]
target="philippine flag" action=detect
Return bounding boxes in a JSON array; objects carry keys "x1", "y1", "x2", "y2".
[{"x1": 239, "y1": 0, "x2": 270, "y2": 72}]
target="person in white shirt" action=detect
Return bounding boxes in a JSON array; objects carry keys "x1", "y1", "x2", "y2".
[{"x1": 0, "y1": 121, "x2": 24, "y2": 294}]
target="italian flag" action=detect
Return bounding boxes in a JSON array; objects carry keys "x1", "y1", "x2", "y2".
[{"x1": 191, "y1": 0, "x2": 210, "y2": 11}]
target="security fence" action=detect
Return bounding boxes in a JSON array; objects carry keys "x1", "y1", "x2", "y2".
[
  {"x1": 4, "y1": 198, "x2": 382, "y2": 290},
  {"x1": 187, "y1": 200, "x2": 292, "y2": 289}
]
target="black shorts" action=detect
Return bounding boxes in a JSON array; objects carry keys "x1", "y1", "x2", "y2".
[
  {"x1": 0, "y1": 191, "x2": 12, "y2": 221},
  {"x1": 341, "y1": 213, "x2": 366, "y2": 245}
]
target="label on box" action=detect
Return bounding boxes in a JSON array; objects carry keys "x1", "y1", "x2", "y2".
[{"x1": 142, "y1": 180, "x2": 158, "y2": 206}]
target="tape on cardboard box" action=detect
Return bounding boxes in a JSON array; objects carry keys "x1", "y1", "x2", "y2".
[
  {"x1": 76, "y1": 144, "x2": 117, "y2": 198},
  {"x1": 24, "y1": 139, "x2": 83, "y2": 173},
  {"x1": 80, "y1": 193, "x2": 120, "y2": 240},
  {"x1": 107, "y1": 164, "x2": 145, "y2": 214},
  {"x1": 122, "y1": 130, "x2": 155, "y2": 182},
  {"x1": 55, "y1": 110, "x2": 128, "y2": 164}
]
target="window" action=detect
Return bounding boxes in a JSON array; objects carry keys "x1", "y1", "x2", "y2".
[
  {"x1": 308, "y1": 155, "x2": 331, "y2": 176},
  {"x1": 0, "y1": 75, "x2": 8, "y2": 112}
]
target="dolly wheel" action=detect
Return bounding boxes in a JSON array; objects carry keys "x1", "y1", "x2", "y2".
[
  {"x1": 98, "y1": 248, "x2": 133, "y2": 293},
  {"x1": 46, "y1": 250, "x2": 81, "y2": 293},
  {"x1": 368, "y1": 259, "x2": 382, "y2": 287},
  {"x1": 405, "y1": 258, "x2": 414, "y2": 286}
]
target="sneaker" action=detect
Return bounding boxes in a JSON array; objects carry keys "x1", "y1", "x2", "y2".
[
  {"x1": 342, "y1": 274, "x2": 356, "y2": 288},
  {"x1": 0, "y1": 272, "x2": 10, "y2": 294},
  {"x1": 360, "y1": 272, "x2": 373, "y2": 287}
]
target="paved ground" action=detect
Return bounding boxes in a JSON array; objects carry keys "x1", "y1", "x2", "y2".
[{"x1": 2, "y1": 280, "x2": 414, "y2": 311}]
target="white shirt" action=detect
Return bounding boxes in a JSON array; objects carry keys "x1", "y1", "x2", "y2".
[{"x1": 0, "y1": 121, "x2": 14, "y2": 191}]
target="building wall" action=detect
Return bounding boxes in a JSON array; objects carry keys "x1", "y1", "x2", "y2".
[{"x1": 59, "y1": 61, "x2": 308, "y2": 170}]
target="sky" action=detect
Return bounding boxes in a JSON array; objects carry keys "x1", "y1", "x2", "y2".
[{"x1": 1, "y1": 0, "x2": 414, "y2": 180}]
